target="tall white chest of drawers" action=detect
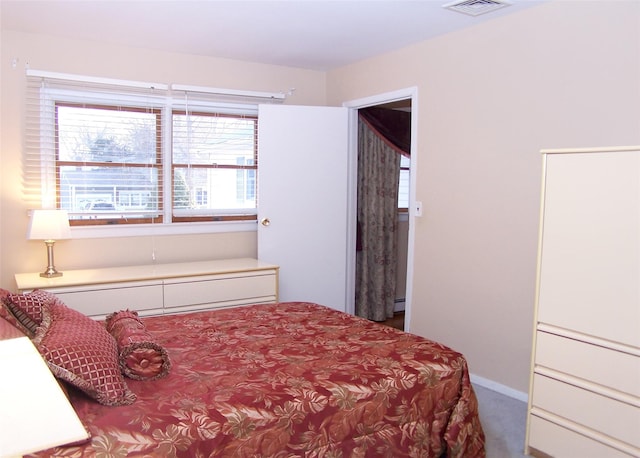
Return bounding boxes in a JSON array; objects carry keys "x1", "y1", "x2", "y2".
[
  {"x1": 525, "y1": 146, "x2": 640, "y2": 457},
  {"x1": 15, "y1": 258, "x2": 279, "y2": 320}
]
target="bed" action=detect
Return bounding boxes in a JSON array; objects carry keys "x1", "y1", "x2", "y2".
[{"x1": 1, "y1": 294, "x2": 485, "y2": 457}]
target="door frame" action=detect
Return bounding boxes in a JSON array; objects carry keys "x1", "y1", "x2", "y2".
[{"x1": 343, "y1": 87, "x2": 418, "y2": 331}]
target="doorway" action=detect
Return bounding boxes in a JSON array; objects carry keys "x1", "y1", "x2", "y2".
[{"x1": 344, "y1": 88, "x2": 417, "y2": 332}]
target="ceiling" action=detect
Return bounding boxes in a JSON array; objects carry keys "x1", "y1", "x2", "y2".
[{"x1": 0, "y1": 0, "x2": 546, "y2": 71}]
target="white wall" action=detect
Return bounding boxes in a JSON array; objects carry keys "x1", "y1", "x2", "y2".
[{"x1": 327, "y1": 0, "x2": 640, "y2": 393}]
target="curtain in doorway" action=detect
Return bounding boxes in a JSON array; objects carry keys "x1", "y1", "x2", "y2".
[{"x1": 355, "y1": 115, "x2": 401, "y2": 321}]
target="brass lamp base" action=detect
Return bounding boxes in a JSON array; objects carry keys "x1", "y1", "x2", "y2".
[
  {"x1": 40, "y1": 240, "x2": 64, "y2": 278},
  {"x1": 40, "y1": 269, "x2": 63, "y2": 278}
]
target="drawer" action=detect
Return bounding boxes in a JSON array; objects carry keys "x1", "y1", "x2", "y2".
[
  {"x1": 535, "y1": 331, "x2": 640, "y2": 397},
  {"x1": 163, "y1": 273, "x2": 277, "y2": 309},
  {"x1": 528, "y1": 415, "x2": 637, "y2": 458},
  {"x1": 163, "y1": 297, "x2": 275, "y2": 315},
  {"x1": 532, "y1": 374, "x2": 640, "y2": 448},
  {"x1": 49, "y1": 281, "x2": 164, "y2": 318}
]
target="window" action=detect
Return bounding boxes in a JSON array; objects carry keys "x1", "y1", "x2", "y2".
[
  {"x1": 56, "y1": 103, "x2": 162, "y2": 224},
  {"x1": 194, "y1": 188, "x2": 208, "y2": 206},
  {"x1": 24, "y1": 71, "x2": 280, "y2": 229},
  {"x1": 398, "y1": 155, "x2": 410, "y2": 209},
  {"x1": 171, "y1": 111, "x2": 257, "y2": 222}
]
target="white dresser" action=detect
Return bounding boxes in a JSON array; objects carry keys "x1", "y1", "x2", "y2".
[
  {"x1": 525, "y1": 146, "x2": 640, "y2": 457},
  {"x1": 15, "y1": 258, "x2": 279, "y2": 319}
]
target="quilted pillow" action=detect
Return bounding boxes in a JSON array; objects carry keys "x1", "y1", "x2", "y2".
[
  {"x1": 1, "y1": 289, "x2": 62, "y2": 337},
  {"x1": 33, "y1": 301, "x2": 136, "y2": 406}
]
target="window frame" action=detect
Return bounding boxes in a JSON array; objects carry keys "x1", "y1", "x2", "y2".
[
  {"x1": 398, "y1": 154, "x2": 410, "y2": 211},
  {"x1": 170, "y1": 109, "x2": 259, "y2": 224},
  {"x1": 25, "y1": 72, "x2": 272, "y2": 238},
  {"x1": 55, "y1": 101, "x2": 165, "y2": 227}
]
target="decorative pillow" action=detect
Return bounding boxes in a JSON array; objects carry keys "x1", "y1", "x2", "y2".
[
  {"x1": 105, "y1": 310, "x2": 171, "y2": 381},
  {"x1": 34, "y1": 301, "x2": 136, "y2": 406},
  {"x1": 1, "y1": 289, "x2": 62, "y2": 337}
]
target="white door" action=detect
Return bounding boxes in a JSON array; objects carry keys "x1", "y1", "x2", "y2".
[{"x1": 257, "y1": 104, "x2": 350, "y2": 312}]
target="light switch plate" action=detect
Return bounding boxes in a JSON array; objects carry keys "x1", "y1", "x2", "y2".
[{"x1": 414, "y1": 201, "x2": 423, "y2": 217}]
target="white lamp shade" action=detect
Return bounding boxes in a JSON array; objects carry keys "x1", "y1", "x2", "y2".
[{"x1": 27, "y1": 210, "x2": 72, "y2": 241}]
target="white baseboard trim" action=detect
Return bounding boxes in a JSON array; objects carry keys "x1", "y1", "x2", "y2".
[{"x1": 470, "y1": 373, "x2": 529, "y2": 403}]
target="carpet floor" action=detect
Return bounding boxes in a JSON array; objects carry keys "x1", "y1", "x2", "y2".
[{"x1": 474, "y1": 384, "x2": 529, "y2": 457}]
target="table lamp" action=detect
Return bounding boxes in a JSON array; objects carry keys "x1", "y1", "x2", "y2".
[{"x1": 27, "y1": 209, "x2": 72, "y2": 278}]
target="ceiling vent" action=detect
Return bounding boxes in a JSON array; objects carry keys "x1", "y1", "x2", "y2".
[{"x1": 443, "y1": 0, "x2": 511, "y2": 17}]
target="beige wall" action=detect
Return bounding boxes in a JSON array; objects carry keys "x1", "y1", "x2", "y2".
[
  {"x1": 327, "y1": 0, "x2": 640, "y2": 393},
  {"x1": 0, "y1": 30, "x2": 327, "y2": 289}
]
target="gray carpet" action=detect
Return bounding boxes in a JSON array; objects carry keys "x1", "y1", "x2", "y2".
[{"x1": 474, "y1": 384, "x2": 529, "y2": 457}]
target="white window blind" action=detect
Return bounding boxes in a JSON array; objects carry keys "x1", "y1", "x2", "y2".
[
  {"x1": 24, "y1": 71, "x2": 283, "y2": 227},
  {"x1": 398, "y1": 155, "x2": 410, "y2": 209},
  {"x1": 170, "y1": 92, "x2": 258, "y2": 222}
]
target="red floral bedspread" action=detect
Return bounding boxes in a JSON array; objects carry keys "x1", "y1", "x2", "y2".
[{"x1": 34, "y1": 302, "x2": 485, "y2": 457}]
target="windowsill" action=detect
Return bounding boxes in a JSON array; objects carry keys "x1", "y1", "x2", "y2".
[
  {"x1": 70, "y1": 220, "x2": 257, "y2": 239},
  {"x1": 71, "y1": 212, "x2": 406, "y2": 239}
]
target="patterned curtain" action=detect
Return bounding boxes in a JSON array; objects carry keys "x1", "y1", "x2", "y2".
[{"x1": 355, "y1": 116, "x2": 401, "y2": 321}]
